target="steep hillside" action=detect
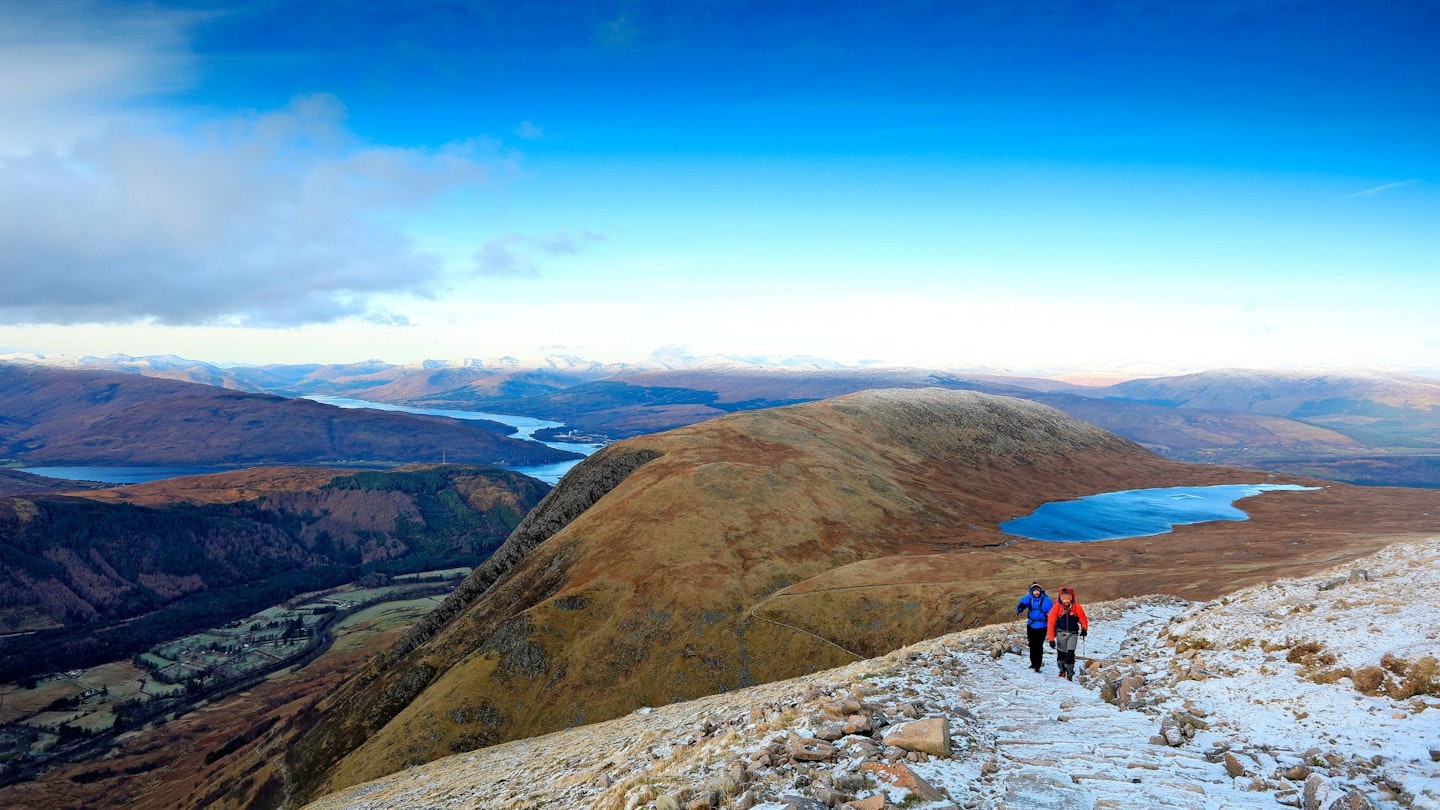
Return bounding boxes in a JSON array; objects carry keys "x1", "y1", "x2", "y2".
[
  {"x1": 0, "y1": 465, "x2": 549, "y2": 682},
  {"x1": 299, "y1": 535, "x2": 1440, "y2": 810},
  {"x1": 253, "y1": 388, "x2": 1440, "y2": 806},
  {"x1": 0, "y1": 362, "x2": 578, "y2": 467}
]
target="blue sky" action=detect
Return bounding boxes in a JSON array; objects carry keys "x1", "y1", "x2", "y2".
[{"x1": 0, "y1": 1, "x2": 1436, "y2": 375}]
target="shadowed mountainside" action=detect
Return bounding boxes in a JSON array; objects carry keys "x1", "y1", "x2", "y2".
[
  {"x1": 0, "y1": 465, "x2": 550, "y2": 682},
  {"x1": 241, "y1": 388, "x2": 1440, "y2": 808},
  {"x1": 0, "y1": 362, "x2": 578, "y2": 467}
]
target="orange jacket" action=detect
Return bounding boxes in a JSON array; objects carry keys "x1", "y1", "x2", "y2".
[{"x1": 1046, "y1": 587, "x2": 1089, "y2": 640}]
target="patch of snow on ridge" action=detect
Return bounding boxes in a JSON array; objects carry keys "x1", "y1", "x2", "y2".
[{"x1": 302, "y1": 536, "x2": 1440, "y2": 810}]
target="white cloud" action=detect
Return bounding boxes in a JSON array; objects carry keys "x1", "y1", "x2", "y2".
[
  {"x1": 515, "y1": 120, "x2": 545, "y2": 140},
  {"x1": 0, "y1": 2, "x2": 527, "y2": 328},
  {"x1": 0, "y1": 94, "x2": 504, "y2": 326}
]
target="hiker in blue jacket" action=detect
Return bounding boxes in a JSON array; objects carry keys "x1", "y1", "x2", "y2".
[{"x1": 1014, "y1": 581, "x2": 1053, "y2": 673}]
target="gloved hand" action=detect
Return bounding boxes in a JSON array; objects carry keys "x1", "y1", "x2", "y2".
[
  {"x1": 1048, "y1": 640, "x2": 1055, "y2": 649},
  {"x1": 1016, "y1": 608, "x2": 1023, "y2": 615},
  {"x1": 1080, "y1": 629, "x2": 1087, "y2": 637}
]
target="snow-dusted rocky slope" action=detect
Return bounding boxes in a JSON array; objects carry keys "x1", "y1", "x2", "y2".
[{"x1": 303, "y1": 537, "x2": 1440, "y2": 810}]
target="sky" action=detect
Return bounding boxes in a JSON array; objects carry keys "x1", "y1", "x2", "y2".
[{"x1": 0, "y1": 1, "x2": 1437, "y2": 375}]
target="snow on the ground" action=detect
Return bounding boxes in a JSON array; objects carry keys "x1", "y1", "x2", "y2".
[{"x1": 303, "y1": 536, "x2": 1440, "y2": 810}]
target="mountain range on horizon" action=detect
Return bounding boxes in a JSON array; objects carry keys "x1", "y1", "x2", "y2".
[
  {"x1": 9, "y1": 347, "x2": 1438, "y2": 383},
  {"x1": 5, "y1": 351, "x2": 1440, "y2": 489}
]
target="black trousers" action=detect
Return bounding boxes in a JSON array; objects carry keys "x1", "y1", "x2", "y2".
[{"x1": 1026, "y1": 625, "x2": 1047, "y2": 670}]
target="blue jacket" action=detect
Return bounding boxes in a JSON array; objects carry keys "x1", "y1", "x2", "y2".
[{"x1": 1016, "y1": 591, "x2": 1054, "y2": 629}]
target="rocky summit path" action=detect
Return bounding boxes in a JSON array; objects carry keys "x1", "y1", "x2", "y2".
[
  {"x1": 305, "y1": 537, "x2": 1440, "y2": 810},
  {"x1": 882, "y1": 600, "x2": 1279, "y2": 809}
]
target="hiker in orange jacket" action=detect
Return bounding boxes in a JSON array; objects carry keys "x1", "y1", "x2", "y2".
[{"x1": 1046, "y1": 586, "x2": 1089, "y2": 681}]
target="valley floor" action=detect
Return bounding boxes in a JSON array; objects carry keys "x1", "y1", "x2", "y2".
[{"x1": 304, "y1": 537, "x2": 1440, "y2": 810}]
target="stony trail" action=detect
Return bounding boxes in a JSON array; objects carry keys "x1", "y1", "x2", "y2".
[{"x1": 304, "y1": 538, "x2": 1440, "y2": 810}]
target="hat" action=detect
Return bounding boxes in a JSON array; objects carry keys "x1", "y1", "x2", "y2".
[{"x1": 1030, "y1": 582, "x2": 1042, "y2": 591}]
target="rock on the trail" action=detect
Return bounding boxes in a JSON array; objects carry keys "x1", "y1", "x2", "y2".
[{"x1": 880, "y1": 717, "x2": 951, "y2": 757}]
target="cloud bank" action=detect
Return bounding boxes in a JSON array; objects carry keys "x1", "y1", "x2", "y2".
[
  {"x1": 0, "y1": 2, "x2": 519, "y2": 328},
  {"x1": 0, "y1": 95, "x2": 506, "y2": 326}
]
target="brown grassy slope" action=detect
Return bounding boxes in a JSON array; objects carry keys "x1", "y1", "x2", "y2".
[{"x1": 269, "y1": 387, "x2": 1360, "y2": 803}]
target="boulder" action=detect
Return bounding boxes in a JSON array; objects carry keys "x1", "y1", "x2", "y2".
[
  {"x1": 1224, "y1": 751, "x2": 1249, "y2": 778},
  {"x1": 880, "y1": 717, "x2": 951, "y2": 757},
  {"x1": 861, "y1": 761, "x2": 948, "y2": 802},
  {"x1": 1326, "y1": 791, "x2": 1379, "y2": 810},
  {"x1": 1303, "y1": 773, "x2": 1335, "y2": 810},
  {"x1": 788, "y1": 732, "x2": 839, "y2": 762},
  {"x1": 1118, "y1": 674, "x2": 1146, "y2": 709}
]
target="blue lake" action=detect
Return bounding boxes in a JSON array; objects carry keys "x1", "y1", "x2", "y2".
[
  {"x1": 999, "y1": 484, "x2": 1321, "y2": 542},
  {"x1": 305, "y1": 395, "x2": 604, "y2": 484}
]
